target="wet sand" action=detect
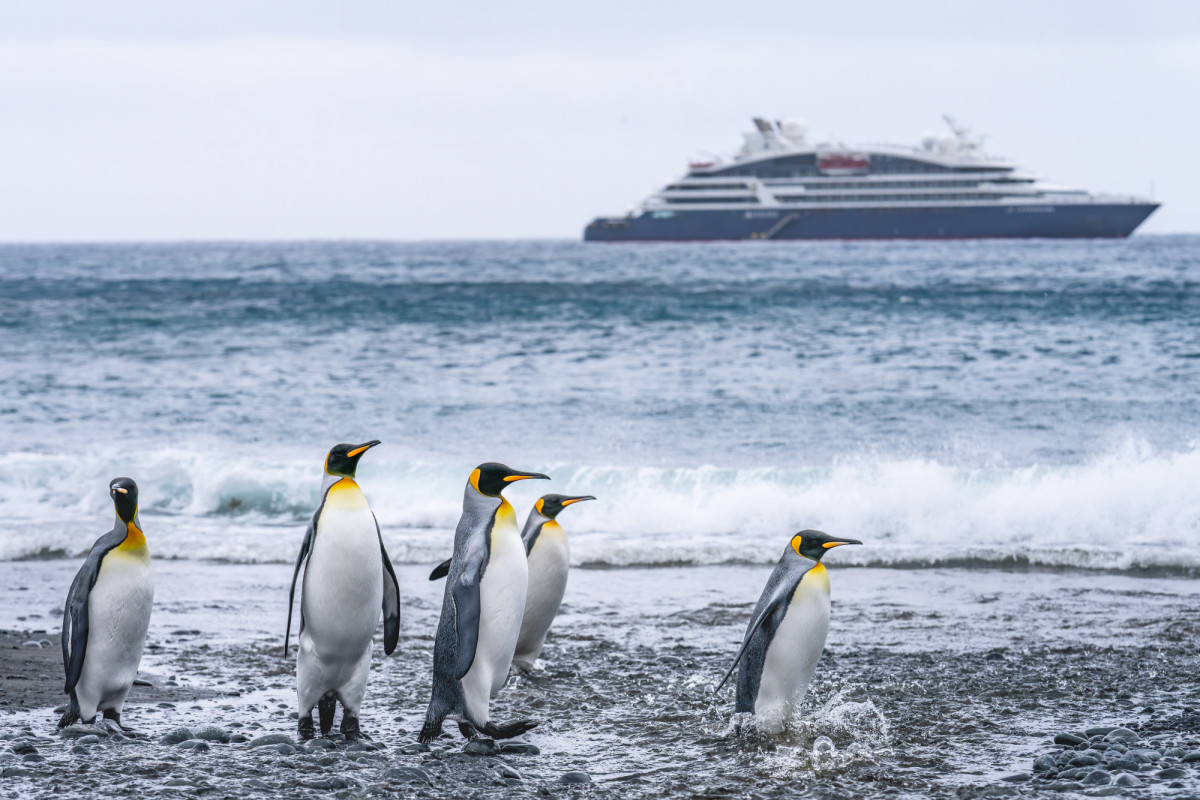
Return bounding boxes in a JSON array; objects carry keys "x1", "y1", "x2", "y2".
[{"x1": 1, "y1": 561, "x2": 1199, "y2": 798}]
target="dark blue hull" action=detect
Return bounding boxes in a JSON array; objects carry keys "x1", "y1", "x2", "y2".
[{"x1": 584, "y1": 203, "x2": 1159, "y2": 241}]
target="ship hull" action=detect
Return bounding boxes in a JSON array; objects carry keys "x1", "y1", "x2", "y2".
[{"x1": 584, "y1": 202, "x2": 1159, "y2": 241}]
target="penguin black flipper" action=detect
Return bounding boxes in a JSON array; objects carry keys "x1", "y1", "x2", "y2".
[
  {"x1": 451, "y1": 547, "x2": 488, "y2": 680},
  {"x1": 283, "y1": 515, "x2": 317, "y2": 657},
  {"x1": 715, "y1": 576, "x2": 796, "y2": 693},
  {"x1": 428, "y1": 559, "x2": 451, "y2": 581},
  {"x1": 376, "y1": 516, "x2": 401, "y2": 656},
  {"x1": 61, "y1": 528, "x2": 123, "y2": 696}
]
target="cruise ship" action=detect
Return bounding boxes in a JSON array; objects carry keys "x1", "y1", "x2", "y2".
[{"x1": 584, "y1": 117, "x2": 1158, "y2": 241}]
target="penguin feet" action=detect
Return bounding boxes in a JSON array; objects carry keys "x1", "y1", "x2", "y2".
[
  {"x1": 297, "y1": 715, "x2": 316, "y2": 741},
  {"x1": 102, "y1": 709, "x2": 132, "y2": 732},
  {"x1": 481, "y1": 719, "x2": 539, "y2": 740},
  {"x1": 340, "y1": 712, "x2": 366, "y2": 742}
]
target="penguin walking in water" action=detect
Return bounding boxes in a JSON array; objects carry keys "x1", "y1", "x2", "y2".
[
  {"x1": 59, "y1": 477, "x2": 154, "y2": 730},
  {"x1": 717, "y1": 529, "x2": 861, "y2": 732},
  {"x1": 512, "y1": 494, "x2": 595, "y2": 670},
  {"x1": 284, "y1": 440, "x2": 400, "y2": 741},
  {"x1": 419, "y1": 463, "x2": 548, "y2": 743}
]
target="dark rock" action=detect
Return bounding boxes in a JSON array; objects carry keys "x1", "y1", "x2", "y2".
[
  {"x1": 244, "y1": 779, "x2": 271, "y2": 791},
  {"x1": 186, "y1": 741, "x2": 211, "y2": 753},
  {"x1": 59, "y1": 726, "x2": 103, "y2": 740},
  {"x1": 1032, "y1": 755, "x2": 1056, "y2": 772},
  {"x1": 1068, "y1": 755, "x2": 1099, "y2": 767},
  {"x1": 397, "y1": 742, "x2": 429, "y2": 755},
  {"x1": 194, "y1": 726, "x2": 230, "y2": 743},
  {"x1": 22, "y1": 754, "x2": 45, "y2": 763},
  {"x1": 249, "y1": 734, "x2": 296, "y2": 748},
  {"x1": 1054, "y1": 733, "x2": 1087, "y2": 746},
  {"x1": 463, "y1": 738, "x2": 499, "y2": 756},
  {"x1": 383, "y1": 766, "x2": 432, "y2": 785},
  {"x1": 998, "y1": 773, "x2": 1029, "y2": 783},
  {"x1": 559, "y1": 771, "x2": 591, "y2": 785},
  {"x1": 1085, "y1": 726, "x2": 1118, "y2": 738},
  {"x1": 76, "y1": 735, "x2": 101, "y2": 746},
  {"x1": 1157, "y1": 767, "x2": 1186, "y2": 779},
  {"x1": 10, "y1": 743, "x2": 37, "y2": 755},
  {"x1": 658, "y1": 656, "x2": 684, "y2": 666},
  {"x1": 1043, "y1": 782, "x2": 1083, "y2": 792},
  {"x1": 1104, "y1": 728, "x2": 1139, "y2": 743},
  {"x1": 1106, "y1": 758, "x2": 1140, "y2": 771},
  {"x1": 306, "y1": 738, "x2": 336, "y2": 750},
  {"x1": 1081, "y1": 771, "x2": 1110, "y2": 786},
  {"x1": 161, "y1": 728, "x2": 195, "y2": 745},
  {"x1": 70, "y1": 745, "x2": 87, "y2": 755},
  {"x1": 275, "y1": 743, "x2": 296, "y2": 755},
  {"x1": 501, "y1": 742, "x2": 541, "y2": 755},
  {"x1": 1113, "y1": 773, "x2": 1142, "y2": 787},
  {"x1": 1182, "y1": 751, "x2": 1200, "y2": 762}
]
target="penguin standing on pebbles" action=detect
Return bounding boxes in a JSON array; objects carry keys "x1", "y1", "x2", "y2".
[
  {"x1": 513, "y1": 494, "x2": 595, "y2": 670},
  {"x1": 59, "y1": 477, "x2": 154, "y2": 730},
  {"x1": 284, "y1": 440, "x2": 400, "y2": 741},
  {"x1": 419, "y1": 463, "x2": 548, "y2": 743},
  {"x1": 717, "y1": 529, "x2": 861, "y2": 732}
]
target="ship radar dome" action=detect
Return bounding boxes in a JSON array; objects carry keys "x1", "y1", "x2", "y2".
[{"x1": 779, "y1": 118, "x2": 808, "y2": 144}]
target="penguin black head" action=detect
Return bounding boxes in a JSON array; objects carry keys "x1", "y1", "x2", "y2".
[
  {"x1": 109, "y1": 477, "x2": 139, "y2": 524},
  {"x1": 324, "y1": 440, "x2": 381, "y2": 478},
  {"x1": 790, "y1": 529, "x2": 862, "y2": 562},
  {"x1": 536, "y1": 494, "x2": 596, "y2": 520},
  {"x1": 470, "y1": 462, "x2": 550, "y2": 497}
]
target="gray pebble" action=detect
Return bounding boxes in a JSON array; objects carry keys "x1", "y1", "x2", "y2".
[
  {"x1": 275, "y1": 743, "x2": 296, "y2": 755},
  {"x1": 501, "y1": 742, "x2": 541, "y2": 755},
  {"x1": 249, "y1": 733, "x2": 297, "y2": 748},
  {"x1": 999, "y1": 773, "x2": 1029, "y2": 783},
  {"x1": 76, "y1": 735, "x2": 101, "y2": 746},
  {"x1": 10, "y1": 743, "x2": 37, "y2": 755},
  {"x1": 22, "y1": 754, "x2": 45, "y2": 763},
  {"x1": 70, "y1": 745, "x2": 87, "y2": 755},
  {"x1": 1106, "y1": 759, "x2": 1140, "y2": 771},
  {"x1": 463, "y1": 738, "x2": 500, "y2": 756},
  {"x1": 194, "y1": 726, "x2": 231, "y2": 743},
  {"x1": 21, "y1": 640, "x2": 43, "y2": 648},
  {"x1": 178, "y1": 739, "x2": 208, "y2": 751},
  {"x1": 1085, "y1": 726, "x2": 1118, "y2": 738},
  {"x1": 1104, "y1": 728, "x2": 1139, "y2": 743},
  {"x1": 1113, "y1": 773, "x2": 1142, "y2": 787},
  {"x1": 1032, "y1": 754, "x2": 1056, "y2": 772},
  {"x1": 1053, "y1": 733, "x2": 1087, "y2": 746},
  {"x1": 1081, "y1": 770, "x2": 1110, "y2": 785},
  {"x1": 559, "y1": 771, "x2": 592, "y2": 785},
  {"x1": 244, "y1": 779, "x2": 271, "y2": 791},
  {"x1": 397, "y1": 742, "x2": 429, "y2": 755},
  {"x1": 1182, "y1": 751, "x2": 1200, "y2": 762},
  {"x1": 161, "y1": 727, "x2": 195, "y2": 745},
  {"x1": 1068, "y1": 755, "x2": 1099, "y2": 767},
  {"x1": 497, "y1": 764, "x2": 523, "y2": 780},
  {"x1": 383, "y1": 766, "x2": 432, "y2": 785},
  {"x1": 306, "y1": 738, "x2": 336, "y2": 750},
  {"x1": 1157, "y1": 767, "x2": 1186, "y2": 779}
]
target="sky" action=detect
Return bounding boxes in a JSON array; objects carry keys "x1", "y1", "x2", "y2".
[{"x1": 0, "y1": 0, "x2": 1197, "y2": 241}]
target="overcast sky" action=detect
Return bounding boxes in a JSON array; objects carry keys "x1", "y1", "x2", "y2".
[{"x1": 1, "y1": 0, "x2": 1197, "y2": 241}]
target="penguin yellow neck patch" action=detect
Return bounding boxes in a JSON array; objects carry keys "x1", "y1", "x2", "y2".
[
  {"x1": 119, "y1": 521, "x2": 147, "y2": 551},
  {"x1": 325, "y1": 477, "x2": 368, "y2": 511}
]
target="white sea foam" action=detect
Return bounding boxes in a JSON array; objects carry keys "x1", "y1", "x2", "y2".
[{"x1": 1, "y1": 440, "x2": 1198, "y2": 571}]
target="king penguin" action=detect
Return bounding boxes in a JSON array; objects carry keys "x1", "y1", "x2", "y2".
[
  {"x1": 419, "y1": 462, "x2": 549, "y2": 743},
  {"x1": 717, "y1": 529, "x2": 861, "y2": 733},
  {"x1": 59, "y1": 477, "x2": 154, "y2": 730},
  {"x1": 512, "y1": 494, "x2": 595, "y2": 670},
  {"x1": 284, "y1": 440, "x2": 400, "y2": 741}
]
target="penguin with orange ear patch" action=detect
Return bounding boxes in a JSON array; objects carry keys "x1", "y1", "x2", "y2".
[
  {"x1": 717, "y1": 529, "x2": 861, "y2": 733},
  {"x1": 513, "y1": 494, "x2": 595, "y2": 670}
]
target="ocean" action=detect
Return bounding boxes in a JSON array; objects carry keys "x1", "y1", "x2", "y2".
[
  {"x1": 2, "y1": 238, "x2": 1198, "y2": 570},
  {"x1": 2, "y1": 238, "x2": 1199, "y2": 798}
]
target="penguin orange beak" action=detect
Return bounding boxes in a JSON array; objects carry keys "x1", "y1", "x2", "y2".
[
  {"x1": 822, "y1": 537, "x2": 863, "y2": 549},
  {"x1": 560, "y1": 495, "x2": 596, "y2": 506},
  {"x1": 503, "y1": 471, "x2": 550, "y2": 482},
  {"x1": 347, "y1": 440, "x2": 381, "y2": 458}
]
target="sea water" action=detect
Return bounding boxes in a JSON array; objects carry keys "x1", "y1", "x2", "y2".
[{"x1": 1, "y1": 238, "x2": 1198, "y2": 569}]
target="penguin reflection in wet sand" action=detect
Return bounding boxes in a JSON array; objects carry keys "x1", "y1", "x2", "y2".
[
  {"x1": 419, "y1": 463, "x2": 549, "y2": 743},
  {"x1": 718, "y1": 530, "x2": 861, "y2": 732},
  {"x1": 59, "y1": 478, "x2": 154, "y2": 730},
  {"x1": 513, "y1": 494, "x2": 595, "y2": 670},
  {"x1": 284, "y1": 441, "x2": 400, "y2": 741}
]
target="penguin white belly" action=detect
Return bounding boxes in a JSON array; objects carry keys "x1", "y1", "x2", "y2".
[
  {"x1": 462, "y1": 525, "x2": 528, "y2": 722},
  {"x1": 76, "y1": 549, "x2": 153, "y2": 717},
  {"x1": 298, "y1": 485, "x2": 382, "y2": 708},
  {"x1": 514, "y1": 528, "x2": 569, "y2": 667},
  {"x1": 754, "y1": 573, "x2": 830, "y2": 732}
]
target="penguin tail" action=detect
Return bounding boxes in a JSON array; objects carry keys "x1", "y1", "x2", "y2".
[
  {"x1": 418, "y1": 700, "x2": 450, "y2": 744},
  {"x1": 482, "y1": 718, "x2": 539, "y2": 740},
  {"x1": 56, "y1": 695, "x2": 80, "y2": 729},
  {"x1": 318, "y1": 695, "x2": 337, "y2": 736}
]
